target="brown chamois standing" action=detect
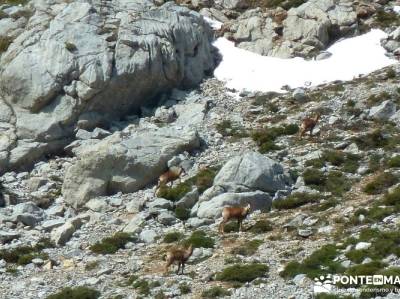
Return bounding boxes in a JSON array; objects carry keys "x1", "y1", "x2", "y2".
[
  {"x1": 164, "y1": 244, "x2": 193, "y2": 275},
  {"x1": 157, "y1": 166, "x2": 185, "y2": 188},
  {"x1": 218, "y1": 203, "x2": 251, "y2": 234},
  {"x1": 299, "y1": 113, "x2": 321, "y2": 138}
]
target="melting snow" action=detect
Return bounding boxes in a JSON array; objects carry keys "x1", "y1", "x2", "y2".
[{"x1": 209, "y1": 18, "x2": 397, "y2": 93}]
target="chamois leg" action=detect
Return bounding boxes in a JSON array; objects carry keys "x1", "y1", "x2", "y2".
[
  {"x1": 176, "y1": 262, "x2": 181, "y2": 275},
  {"x1": 164, "y1": 261, "x2": 172, "y2": 274},
  {"x1": 309, "y1": 127, "x2": 314, "y2": 137},
  {"x1": 181, "y1": 262, "x2": 185, "y2": 275},
  {"x1": 239, "y1": 219, "x2": 244, "y2": 232},
  {"x1": 219, "y1": 219, "x2": 227, "y2": 234}
]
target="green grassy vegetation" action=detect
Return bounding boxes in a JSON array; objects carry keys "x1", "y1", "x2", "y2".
[
  {"x1": 273, "y1": 192, "x2": 320, "y2": 210},
  {"x1": 222, "y1": 221, "x2": 240, "y2": 233},
  {"x1": 280, "y1": 244, "x2": 344, "y2": 278},
  {"x1": 352, "y1": 186, "x2": 400, "y2": 225},
  {"x1": 201, "y1": 286, "x2": 231, "y2": 298},
  {"x1": 354, "y1": 129, "x2": 400, "y2": 150},
  {"x1": 182, "y1": 230, "x2": 214, "y2": 248},
  {"x1": 303, "y1": 169, "x2": 351, "y2": 196},
  {"x1": 251, "y1": 124, "x2": 299, "y2": 153},
  {"x1": 64, "y1": 42, "x2": 77, "y2": 52},
  {"x1": 231, "y1": 239, "x2": 263, "y2": 256},
  {"x1": 46, "y1": 287, "x2": 100, "y2": 299},
  {"x1": 215, "y1": 120, "x2": 248, "y2": 139},
  {"x1": 363, "y1": 172, "x2": 398, "y2": 195},
  {"x1": 157, "y1": 182, "x2": 192, "y2": 202},
  {"x1": 251, "y1": 92, "x2": 280, "y2": 106},
  {"x1": 216, "y1": 263, "x2": 269, "y2": 283},
  {"x1": 285, "y1": 228, "x2": 400, "y2": 292},
  {"x1": 246, "y1": 0, "x2": 306, "y2": 10},
  {"x1": 89, "y1": 232, "x2": 135, "y2": 254},
  {"x1": 0, "y1": 0, "x2": 29, "y2": 5},
  {"x1": 175, "y1": 206, "x2": 190, "y2": 221},
  {"x1": 0, "y1": 238, "x2": 53, "y2": 265},
  {"x1": 387, "y1": 156, "x2": 400, "y2": 168},
  {"x1": 373, "y1": 10, "x2": 400, "y2": 28},
  {"x1": 247, "y1": 219, "x2": 273, "y2": 233},
  {"x1": 163, "y1": 231, "x2": 184, "y2": 243},
  {"x1": 311, "y1": 198, "x2": 339, "y2": 212},
  {"x1": 132, "y1": 279, "x2": 150, "y2": 296},
  {"x1": 366, "y1": 91, "x2": 391, "y2": 107},
  {"x1": 369, "y1": 154, "x2": 383, "y2": 173},
  {"x1": 386, "y1": 68, "x2": 397, "y2": 79},
  {"x1": 305, "y1": 150, "x2": 360, "y2": 173},
  {"x1": 179, "y1": 283, "x2": 191, "y2": 295},
  {"x1": 157, "y1": 167, "x2": 219, "y2": 201},
  {"x1": 85, "y1": 261, "x2": 99, "y2": 271},
  {"x1": 315, "y1": 295, "x2": 354, "y2": 299},
  {"x1": 0, "y1": 36, "x2": 13, "y2": 54}
]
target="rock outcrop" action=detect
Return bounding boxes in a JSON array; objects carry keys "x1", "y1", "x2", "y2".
[
  {"x1": 0, "y1": 0, "x2": 215, "y2": 173},
  {"x1": 192, "y1": 151, "x2": 291, "y2": 218},
  {"x1": 62, "y1": 126, "x2": 200, "y2": 208},
  {"x1": 223, "y1": 0, "x2": 358, "y2": 58}
]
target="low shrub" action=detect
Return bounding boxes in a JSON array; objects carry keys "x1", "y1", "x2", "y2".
[
  {"x1": 383, "y1": 187, "x2": 400, "y2": 206},
  {"x1": 363, "y1": 173, "x2": 398, "y2": 195},
  {"x1": 387, "y1": 156, "x2": 400, "y2": 168},
  {"x1": 0, "y1": 238, "x2": 54, "y2": 265},
  {"x1": 46, "y1": 287, "x2": 100, "y2": 299},
  {"x1": 179, "y1": 283, "x2": 191, "y2": 295},
  {"x1": 231, "y1": 239, "x2": 263, "y2": 256},
  {"x1": 273, "y1": 193, "x2": 319, "y2": 210},
  {"x1": 0, "y1": 36, "x2": 13, "y2": 54},
  {"x1": 156, "y1": 182, "x2": 192, "y2": 202},
  {"x1": 163, "y1": 231, "x2": 184, "y2": 243},
  {"x1": 90, "y1": 232, "x2": 135, "y2": 254},
  {"x1": 132, "y1": 279, "x2": 150, "y2": 295},
  {"x1": 201, "y1": 286, "x2": 231, "y2": 298},
  {"x1": 216, "y1": 263, "x2": 269, "y2": 283},
  {"x1": 215, "y1": 120, "x2": 248, "y2": 139},
  {"x1": 303, "y1": 169, "x2": 351, "y2": 196},
  {"x1": 251, "y1": 124, "x2": 299, "y2": 153},
  {"x1": 247, "y1": 220, "x2": 273, "y2": 233},
  {"x1": 280, "y1": 244, "x2": 344, "y2": 278},
  {"x1": 175, "y1": 206, "x2": 190, "y2": 221},
  {"x1": 182, "y1": 230, "x2": 214, "y2": 248}
]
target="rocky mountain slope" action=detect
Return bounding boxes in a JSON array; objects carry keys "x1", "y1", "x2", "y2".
[{"x1": 1, "y1": 0, "x2": 400, "y2": 298}]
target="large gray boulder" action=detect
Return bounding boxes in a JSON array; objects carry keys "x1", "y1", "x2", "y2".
[
  {"x1": 226, "y1": 0, "x2": 358, "y2": 58},
  {"x1": 62, "y1": 126, "x2": 200, "y2": 208},
  {"x1": 213, "y1": 151, "x2": 290, "y2": 193},
  {"x1": 0, "y1": 0, "x2": 215, "y2": 173},
  {"x1": 196, "y1": 191, "x2": 272, "y2": 219}
]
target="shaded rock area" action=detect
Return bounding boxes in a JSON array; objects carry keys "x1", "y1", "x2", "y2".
[{"x1": 0, "y1": 0, "x2": 215, "y2": 173}]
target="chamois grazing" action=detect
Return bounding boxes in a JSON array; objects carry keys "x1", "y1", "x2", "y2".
[
  {"x1": 164, "y1": 244, "x2": 193, "y2": 275},
  {"x1": 299, "y1": 113, "x2": 321, "y2": 138},
  {"x1": 157, "y1": 166, "x2": 185, "y2": 188},
  {"x1": 218, "y1": 203, "x2": 251, "y2": 234}
]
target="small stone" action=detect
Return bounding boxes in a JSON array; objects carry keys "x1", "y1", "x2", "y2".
[
  {"x1": 298, "y1": 228, "x2": 313, "y2": 237},
  {"x1": 32, "y1": 258, "x2": 44, "y2": 266},
  {"x1": 355, "y1": 242, "x2": 371, "y2": 250}
]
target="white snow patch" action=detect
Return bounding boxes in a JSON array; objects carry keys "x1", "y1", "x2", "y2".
[
  {"x1": 203, "y1": 16, "x2": 223, "y2": 30},
  {"x1": 213, "y1": 29, "x2": 397, "y2": 93},
  {"x1": 394, "y1": 6, "x2": 400, "y2": 14}
]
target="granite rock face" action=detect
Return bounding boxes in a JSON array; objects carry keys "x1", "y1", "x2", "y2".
[{"x1": 0, "y1": 0, "x2": 215, "y2": 173}]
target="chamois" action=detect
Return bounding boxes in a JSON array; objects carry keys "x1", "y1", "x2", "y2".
[
  {"x1": 157, "y1": 166, "x2": 185, "y2": 188},
  {"x1": 299, "y1": 113, "x2": 321, "y2": 138},
  {"x1": 218, "y1": 203, "x2": 251, "y2": 234},
  {"x1": 164, "y1": 244, "x2": 193, "y2": 275}
]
